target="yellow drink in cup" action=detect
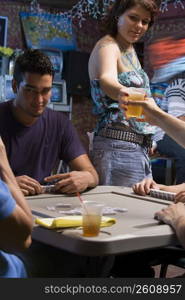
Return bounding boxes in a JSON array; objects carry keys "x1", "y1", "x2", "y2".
[
  {"x1": 83, "y1": 214, "x2": 101, "y2": 237},
  {"x1": 125, "y1": 87, "x2": 146, "y2": 118},
  {"x1": 82, "y1": 201, "x2": 103, "y2": 237}
]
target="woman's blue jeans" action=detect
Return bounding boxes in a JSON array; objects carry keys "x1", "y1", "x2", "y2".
[{"x1": 91, "y1": 136, "x2": 152, "y2": 187}]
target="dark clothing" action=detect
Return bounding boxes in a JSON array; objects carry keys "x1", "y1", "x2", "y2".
[
  {"x1": 0, "y1": 100, "x2": 86, "y2": 182},
  {"x1": 157, "y1": 134, "x2": 185, "y2": 184}
]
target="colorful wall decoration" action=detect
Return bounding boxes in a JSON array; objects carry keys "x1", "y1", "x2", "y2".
[
  {"x1": 143, "y1": 0, "x2": 185, "y2": 79},
  {"x1": 20, "y1": 11, "x2": 76, "y2": 51}
]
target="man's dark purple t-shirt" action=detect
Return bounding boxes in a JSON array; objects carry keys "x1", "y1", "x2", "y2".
[{"x1": 0, "y1": 100, "x2": 86, "y2": 183}]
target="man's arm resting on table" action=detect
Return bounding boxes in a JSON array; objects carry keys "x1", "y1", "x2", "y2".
[
  {"x1": 0, "y1": 206, "x2": 32, "y2": 253},
  {"x1": 44, "y1": 154, "x2": 99, "y2": 194},
  {"x1": 155, "y1": 203, "x2": 185, "y2": 249},
  {"x1": 133, "y1": 178, "x2": 185, "y2": 195},
  {"x1": 0, "y1": 139, "x2": 33, "y2": 252},
  {"x1": 69, "y1": 154, "x2": 99, "y2": 188},
  {"x1": 158, "y1": 183, "x2": 185, "y2": 193}
]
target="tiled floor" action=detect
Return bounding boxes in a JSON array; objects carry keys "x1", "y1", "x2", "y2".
[{"x1": 154, "y1": 265, "x2": 185, "y2": 278}]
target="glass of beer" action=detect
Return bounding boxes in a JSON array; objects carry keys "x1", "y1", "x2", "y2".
[
  {"x1": 125, "y1": 87, "x2": 146, "y2": 118},
  {"x1": 82, "y1": 201, "x2": 103, "y2": 237}
]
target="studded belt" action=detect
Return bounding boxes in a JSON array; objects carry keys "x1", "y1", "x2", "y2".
[{"x1": 97, "y1": 127, "x2": 152, "y2": 148}]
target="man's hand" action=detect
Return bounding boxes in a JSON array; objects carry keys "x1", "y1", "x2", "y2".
[
  {"x1": 16, "y1": 175, "x2": 43, "y2": 196},
  {"x1": 133, "y1": 178, "x2": 160, "y2": 196},
  {"x1": 154, "y1": 202, "x2": 185, "y2": 228},
  {"x1": 155, "y1": 203, "x2": 185, "y2": 249},
  {"x1": 175, "y1": 191, "x2": 185, "y2": 203},
  {"x1": 44, "y1": 171, "x2": 93, "y2": 194}
]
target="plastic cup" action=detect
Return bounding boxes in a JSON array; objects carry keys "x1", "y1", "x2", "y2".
[
  {"x1": 82, "y1": 201, "x2": 103, "y2": 237},
  {"x1": 126, "y1": 87, "x2": 146, "y2": 118}
]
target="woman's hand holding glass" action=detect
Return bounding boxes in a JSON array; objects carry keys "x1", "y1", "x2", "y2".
[
  {"x1": 118, "y1": 94, "x2": 162, "y2": 124},
  {"x1": 118, "y1": 87, "x2": 130, "y2": 111}
]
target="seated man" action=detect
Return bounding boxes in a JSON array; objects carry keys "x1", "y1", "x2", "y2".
[
  {"x1": 0, "y1": 49, "x2": 114, "y2": 278},
  {"x1": 0, "y1": 137, "x2": 33, "y2": 277},
  {"x1": 0, "y1": 49, "x2": 98, "y2": 196}
]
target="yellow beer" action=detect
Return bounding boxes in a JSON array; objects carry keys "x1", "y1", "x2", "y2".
[
  {"x1": 126, "y1": 88, "x2": 146, "y2": 118},
  {"x1": 82, "y1": 214, "x2": 101, "y2": 237}
]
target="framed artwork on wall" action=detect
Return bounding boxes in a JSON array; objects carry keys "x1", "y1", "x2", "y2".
[
  {"x1": 20, "y1": 12, "x2": 76, "y2": 51},
  {"x1": 0, "y1": 16, "x2": 8, "y2": 47}
]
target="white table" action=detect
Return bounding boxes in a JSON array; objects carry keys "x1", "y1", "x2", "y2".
[{"x1": 27, "y1": 186, "x2": 178, "y2": 256}]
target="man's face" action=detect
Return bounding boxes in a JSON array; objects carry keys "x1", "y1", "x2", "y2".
[{"x1": 14, "y1": 72, "x2": 52, "y2": 118}]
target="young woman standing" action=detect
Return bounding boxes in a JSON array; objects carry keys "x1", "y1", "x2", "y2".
[{"x1": 89, "y1": 0, "x2": 158, "y2": 187}]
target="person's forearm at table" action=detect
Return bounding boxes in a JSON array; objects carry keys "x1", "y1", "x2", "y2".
[
  {"x1": 159, "y1": 183, "x2": 185, "y2": 193},
  {"x1": 0, "y1": 140, "x2": 32, "y2": 252},
  {"x1": 69, "y1": 154, "x2": 99, "y2": 188},
  {"x1": 0, "y1": 140, "x2": 32, "y2": 219}
]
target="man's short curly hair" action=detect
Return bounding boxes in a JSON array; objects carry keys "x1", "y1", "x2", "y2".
[{"x1": 13, "y1": 49, "x2": 55, "y2": 85}]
